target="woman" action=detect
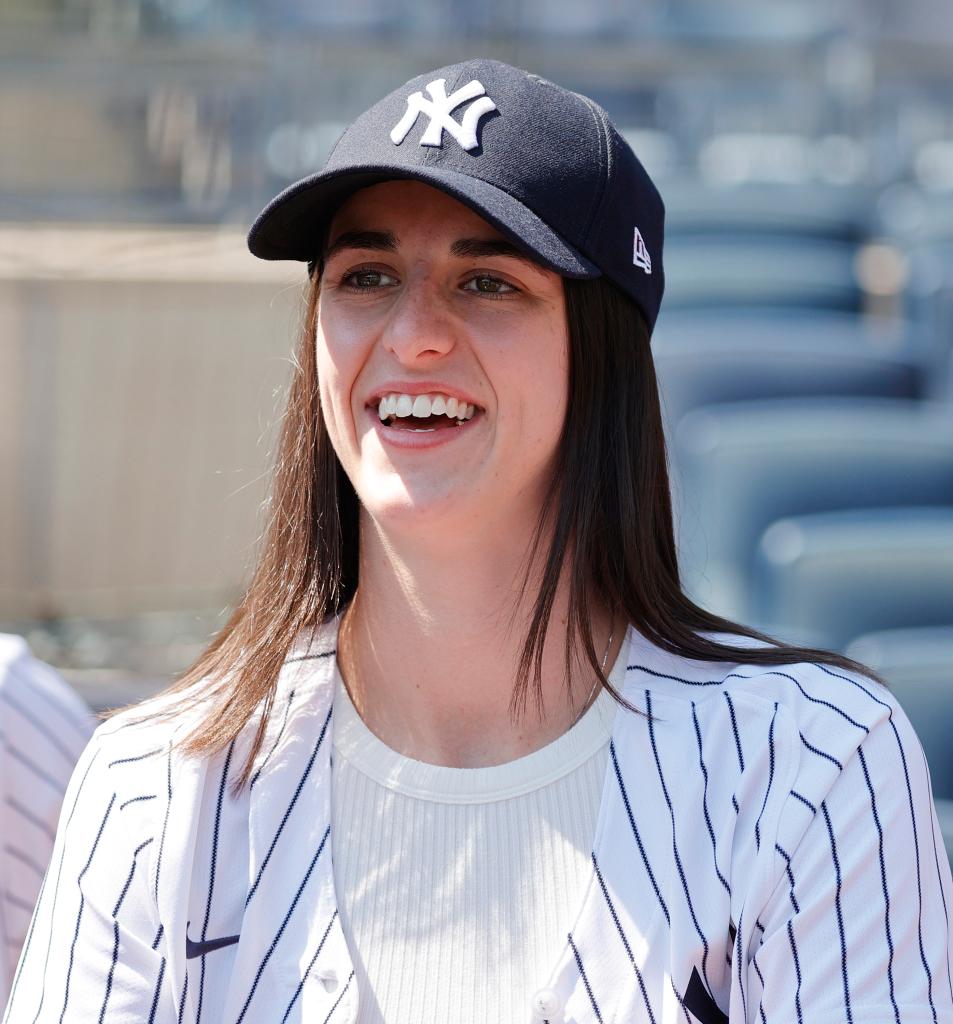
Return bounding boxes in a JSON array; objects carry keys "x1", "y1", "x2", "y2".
[{"x1": 5, "y1": 58, "x2": 951, "y2": 1024}]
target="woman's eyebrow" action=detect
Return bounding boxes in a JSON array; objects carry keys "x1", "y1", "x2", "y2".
[
  {"x1": 323, "y1": 229, "x2": 398, "y2": 261},
  {"x1": 322, "y1": 230, "x2": 537, "y2": 268},
  {"x1": 450, "y1": 237, "x2": 537, "y2": 266}
]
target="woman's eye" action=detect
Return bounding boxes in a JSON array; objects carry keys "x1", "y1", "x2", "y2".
[
  {"x1": 343, "y1": 269, "x2": 397, "y2": 290},
  {"x1": 464, "y1": 275, "x2": 516, "y2": 296}
]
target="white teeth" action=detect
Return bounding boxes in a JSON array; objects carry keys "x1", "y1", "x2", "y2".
[{"x1": 376, "y1": 391, "x2": 479, "y2": 424}]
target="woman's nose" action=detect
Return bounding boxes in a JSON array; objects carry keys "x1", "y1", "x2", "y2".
[{"x1": 381, "y1": 281, "x2": 457, "y2": 364}]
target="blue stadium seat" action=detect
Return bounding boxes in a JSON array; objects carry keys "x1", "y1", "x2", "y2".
[
  {"x1": 672, "y1": 397, "x2": 953, "y2": 619},
  {"x1": 751, "y1": 507, "x2": 953, "y2": 650},
  {"x1": 653, "y1": 321, "x2": 925, "y2": 434},
  {"x1": 662, "y1": 235, "x2": 862, "y2": 311},
  {"x1": 663, "y1": 181, "x2": 874, "y2": 241}
]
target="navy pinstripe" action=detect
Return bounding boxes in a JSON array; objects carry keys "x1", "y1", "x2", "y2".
[
  {"x1": 321, "y1": 970, "x2": 355, "y2": 1024},
  {"x1": 177, "y1": 971, "x2": 189, "y2": 1024},
  {"x1": 99, "y1": 837, "x2": 154, "y2": 1023},
  {"x1": 754, "y1": 705, "x2": 778, "y2": 852},
  {"x1": 922, "y1": 753, "x2": 953, "y2": 1008},
  {"x1": 154, "y1": 748, "x2": 173, "y2": 903},
  {"x1": 245, "y1": 706, "x2": 332, "y2": 907},
  {"x1": 236, "y1": 823, "x2": 331, "y2": 1024},
  {"x1": 195, "y1": 741, "x2": 235, "y2": 1024},
  {"x1": 786, "y1": 918, "x2": 803, "y2": 1024},
  {"x1": 149, "y1": 957, "x2": 167, "y2": 1024},
  {"x1": 609, "y1": 740, "x2": 669, "y2": 925},
  {"x1": 250, "y1": 688, "x2": 296, "y2": 789},
  {"x1": 751, "y1": 954, "x2": 768, "y2": 1024},
  {"x1": 568, "y1": 934, "x2": 604, "y2": 1024},
  {"x1": 821, "y1": 800, "x2": 853, "y2": 1024},
  {"x1": 735, "y1": 908, "x2": 746, "y2": 1017},
  {"x1": 799, "y1": 732, "x2": 842, "y2": 770},
  {"x1": 889, "y1": 715, "x2": 938, "y2": 1024},
  {"x1": 21, "y1": 747, "x2": 102, "y2": 1024},
  {"x1": 789, "y1": 790, "x2": 816, "y2": 815},
  {"x1": 60, "y1": 791, "x2": 116, "y2": 1023},
  {"x1": 857, "y1": 744, "x2": 900, "y2": 1024},
  {"x1": 108, "y1": 747, "x2": 163, "y2": 769},
  {"x1": 691, "y1": 702, "x2": 731, "y2": 895},
  {"x1": 590, "y1": 853, "x2": 657, "y2": 1024},
  {"x1": 724, "y1": 691, "x2": 745, "y2": 772},
  {"x1": 280, "y1": 909, "x2": 339, "y2": 1024},
  {"x1": 647, "y1": 689, "x2": 712, "y2": 991}
]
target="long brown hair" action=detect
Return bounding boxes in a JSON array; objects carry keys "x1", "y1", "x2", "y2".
[{"x1": 155, "y1": 271, "x2": 884, "y2": 785}]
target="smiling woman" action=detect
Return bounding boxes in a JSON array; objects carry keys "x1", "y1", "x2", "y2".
[{"x1": 5, "y1": 58, "x2": 951, "y2": 1024}]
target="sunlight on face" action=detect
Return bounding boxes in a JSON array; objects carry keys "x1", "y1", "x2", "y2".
[{"x1": 316, "y1": 180, "x2": 570, "y2": 546}]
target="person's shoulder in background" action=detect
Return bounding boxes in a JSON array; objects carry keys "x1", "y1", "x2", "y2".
[{"x1": 0, "y1": 633, "x2": 97, "y2": 1004}]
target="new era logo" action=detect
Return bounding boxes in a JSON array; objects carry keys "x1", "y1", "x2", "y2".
[
  {"x1": 391, "y1": 78, "x2": 497, "y2": 152},
  {"x1": 633, "y1": 226, "x2": 652, "y2": 274}
]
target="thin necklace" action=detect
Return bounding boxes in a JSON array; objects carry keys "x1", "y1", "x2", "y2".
[{"x1": 569, "y1": 626, "x2": 614, "y2": 729}]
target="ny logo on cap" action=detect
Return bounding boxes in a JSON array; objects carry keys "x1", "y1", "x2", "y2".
[
  {"x1": 390, "y1": 78, "x2": 497, "y2": 152},
  {"x1": 633, "y1": 226, "x2": 652, "y2": 275}
]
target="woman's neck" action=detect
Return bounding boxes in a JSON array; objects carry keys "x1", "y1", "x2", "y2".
[{"x1": 336, "y1": 514, "x2": 620, "y2": 768}]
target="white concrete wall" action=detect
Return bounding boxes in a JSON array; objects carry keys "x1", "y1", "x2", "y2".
[{"x1": 0, "y1": 225, "x2": 304, "y2": 618}]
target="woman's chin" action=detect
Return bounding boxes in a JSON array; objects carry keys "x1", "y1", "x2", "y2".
[{"x1": 359, "y1": 478, "x2": 481, "y2": 533}]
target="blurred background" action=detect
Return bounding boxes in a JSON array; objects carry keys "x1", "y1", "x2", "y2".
[{"x1": 1, "y1": 0, "x2": 952, "y2": 845}]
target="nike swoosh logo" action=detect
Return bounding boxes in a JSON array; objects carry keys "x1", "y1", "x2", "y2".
[
  {"x1": 684, "y1": 966, "x2": 728, "y2": 1024},
  {"x1": 185, "y1": 927, "x2": 240, "y2": 959}
]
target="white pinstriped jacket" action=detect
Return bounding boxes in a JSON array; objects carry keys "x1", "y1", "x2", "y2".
[
  {"x1": 0, "y1": 635, "x2": 95, "y2": 1009},
  {"x1": 5, "y1": 619, "x2": 953, "y2": 1024}
]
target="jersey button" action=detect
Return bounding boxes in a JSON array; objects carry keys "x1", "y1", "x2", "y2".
[
  {"x1": 315, "y1": 967, "x2": 339, "y2": 992},
  {"x1": 530, "y1": 987, "x2": 562, "y2": 1020}
]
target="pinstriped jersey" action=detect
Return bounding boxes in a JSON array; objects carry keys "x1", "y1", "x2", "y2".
[
  {"x1": 0, "y1": 635, "x2": 96, "y2": 1008},
  {"x1": 4, "y1": 620, "x2": 952, "y2": 1023}
]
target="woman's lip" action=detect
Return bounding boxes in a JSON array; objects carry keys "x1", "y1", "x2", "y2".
[{"x1": 366, "y1": 406, "x2": 482, "y2": 449}]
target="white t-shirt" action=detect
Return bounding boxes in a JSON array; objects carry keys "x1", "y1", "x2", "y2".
[{"x1": 330, "y1": 649, "x2": 622, "y2": 1023}]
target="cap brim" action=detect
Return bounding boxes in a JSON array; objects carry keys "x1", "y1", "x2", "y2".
[{"x1": 247, "y1": 164, "x2": 601, "y2": 279}]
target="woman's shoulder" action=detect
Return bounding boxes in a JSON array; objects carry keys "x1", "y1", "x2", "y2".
[
  {"x1": 83, "y1": 625, "x2": 340, "y2": 806},
  {"x1": 618, "y1": 623, "x2": 910, "y2": 815},
  {"x1": 622, "y1": 623, "x2": 899, "y2": 730}
]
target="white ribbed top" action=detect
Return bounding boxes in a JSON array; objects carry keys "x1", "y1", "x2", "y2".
[{"x1": 329, "y1": 646, "x2": 624, "y2": 1024}]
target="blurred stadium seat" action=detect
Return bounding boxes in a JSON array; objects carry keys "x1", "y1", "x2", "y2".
[
  {"x1": 672, "y1": 397, "x2": 953, "y2": 619},
  {"x1": 653, "y1": 317, "x2": 926, "y2": 434},
  {"x1": 751, "y1": 507, "x2": 953, "y2": 649},
  {"x1": 663, "y1": 181, "x2": 874, "y2": 241},
  {"x1": 661, "y1": 235, "x2": 863, "y2": 311}
]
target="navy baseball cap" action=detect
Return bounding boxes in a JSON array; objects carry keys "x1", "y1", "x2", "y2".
[{"x1": 247, "y1": 58, "x2": 665, "y2": 332}]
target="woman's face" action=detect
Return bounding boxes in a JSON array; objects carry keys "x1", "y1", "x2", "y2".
[{"x1": 316, "y1": 180, "x2": 569, "y2": 541}]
